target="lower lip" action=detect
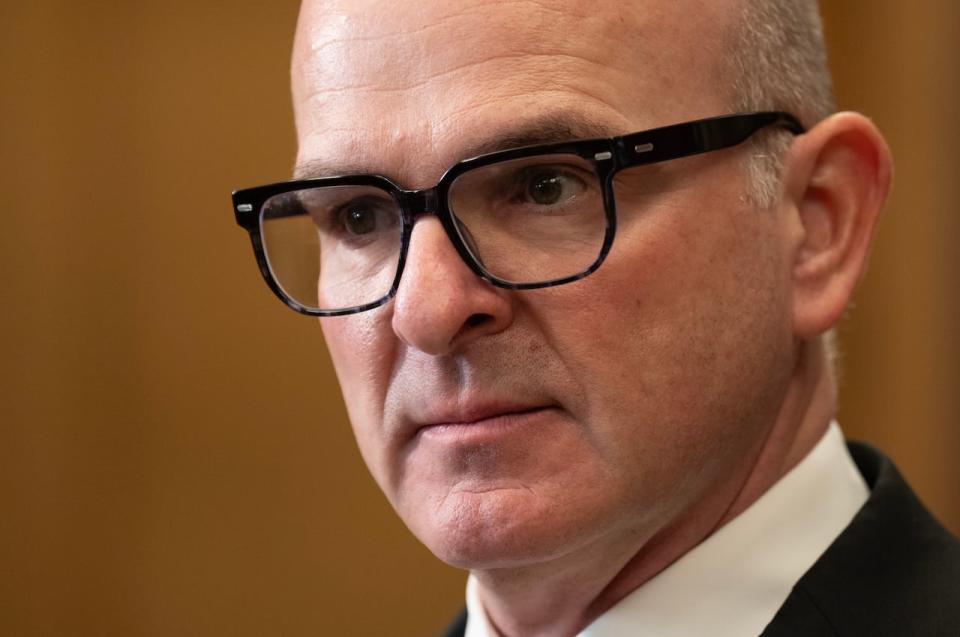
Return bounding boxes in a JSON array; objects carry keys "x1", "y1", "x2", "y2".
[{"x1": 417, "y1": 407, "x2": 556, "y2": 444}]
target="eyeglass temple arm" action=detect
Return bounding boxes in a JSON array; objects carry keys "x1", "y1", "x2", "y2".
[{"x1": 614, "y1": 112, "x2": 806, "y2": 168}]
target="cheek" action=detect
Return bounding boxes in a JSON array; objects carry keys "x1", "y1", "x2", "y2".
[
  {"x1": 319, "y1": 311, "x2": 397, "y2": 462},
  {"x1": 528, "y1": 185, "x2": 793, "y2": 483}
]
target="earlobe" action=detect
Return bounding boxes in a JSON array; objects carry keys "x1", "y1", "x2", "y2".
[{"x1": 786, "y1": 112, "x2": 893, "y2": 338}]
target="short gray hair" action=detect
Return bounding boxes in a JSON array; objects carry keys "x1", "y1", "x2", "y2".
[
  {"x1": 727, "y1": 0, "x2": 835, "y2": 208},
  {"x1": 726, "y1": 1, "x2": 841, "y2": 360}
]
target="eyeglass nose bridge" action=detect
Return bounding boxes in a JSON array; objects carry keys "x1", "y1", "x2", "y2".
[
  {"x1": 394, "y1": 184, "x2": 493, "y2": 286},
  {"x1": 397, "y1": 184, "x2": 476, "y2": 262},
  {"x1": 399, "y1": 186, "x2": 441, "y2": 219}
]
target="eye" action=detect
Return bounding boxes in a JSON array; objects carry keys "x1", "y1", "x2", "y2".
[
  {"x1": 522, "y1": 168, "x2": 586, "y2": 206},
  {"x1": 319, "y1": 194, "x2": 399, "y2": 240},
  {"x1": 340, "y1": 206, "x2": 378, "y2": 236}
]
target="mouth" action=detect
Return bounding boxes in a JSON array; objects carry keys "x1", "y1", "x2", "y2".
[{"x1": 414, "y1": 404, "x2": 558, "y2": 444}]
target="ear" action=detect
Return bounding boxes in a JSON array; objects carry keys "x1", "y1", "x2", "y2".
[{"x1": 780, "y1": 112, "x2": 893, "y2": 338}]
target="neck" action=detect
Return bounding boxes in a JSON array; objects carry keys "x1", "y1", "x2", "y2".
[{"x1": 472, "y1": 338, "x2": 836, "y2": 637}]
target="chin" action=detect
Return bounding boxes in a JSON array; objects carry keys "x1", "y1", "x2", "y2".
[{"x1": 401, "y1": 486, "x2": 597, "y2": 570}]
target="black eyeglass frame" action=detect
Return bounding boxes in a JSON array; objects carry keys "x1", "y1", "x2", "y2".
[{"x1": 232, "y1": 111, "x2": 805, "y2": 317}]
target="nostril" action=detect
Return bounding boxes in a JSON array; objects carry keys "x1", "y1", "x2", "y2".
[{"x1": 465, "y1": 313, "x2": 492, "y2": 328}]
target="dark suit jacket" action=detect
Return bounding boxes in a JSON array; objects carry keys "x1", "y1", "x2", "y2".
[{"x1": 439, "y1": 442, "x2": 960, "y2": 636}]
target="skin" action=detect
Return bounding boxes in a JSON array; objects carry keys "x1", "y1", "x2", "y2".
[{"x1": 291, "y1": 1, "x2": 892, "y2": 634}]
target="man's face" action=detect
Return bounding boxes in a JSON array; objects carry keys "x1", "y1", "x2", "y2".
[{"x1": 293, "y1": 0, "x2": 798, "y2": 568}]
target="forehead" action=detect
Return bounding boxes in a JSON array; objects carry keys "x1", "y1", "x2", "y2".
[{"x1": 292, "y1": 0, "x2": 736, "y2": 180}]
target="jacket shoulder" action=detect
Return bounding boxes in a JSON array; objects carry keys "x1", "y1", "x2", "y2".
[{"x1": 764, "y1": 442, "x2": 960, "y2": 636}]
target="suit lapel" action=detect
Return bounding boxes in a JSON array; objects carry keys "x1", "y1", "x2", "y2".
[{"x1": 762, "y1": 442, "x2": 960, "y2": 636}]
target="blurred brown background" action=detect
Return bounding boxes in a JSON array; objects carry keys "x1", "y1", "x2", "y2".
[{"x1": 1, "y1": 2, "x2": 957, "y2": 635}]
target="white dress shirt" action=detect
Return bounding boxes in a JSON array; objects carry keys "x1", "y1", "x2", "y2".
[{"x1": 464, "y1": 422, "x2": 868, "y2": 637}]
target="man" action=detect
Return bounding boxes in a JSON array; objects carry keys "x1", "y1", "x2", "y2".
[{"x1": 232, "y1": 0, "x2": 960, "y2": 634}]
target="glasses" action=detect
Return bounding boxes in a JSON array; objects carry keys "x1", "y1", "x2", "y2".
[{"x1": 232, "y1": 111, "x2": 804, "y2": 316}]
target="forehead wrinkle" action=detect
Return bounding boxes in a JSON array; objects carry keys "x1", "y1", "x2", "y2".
[
  {"x1": 298, "y1": 19, "x2": 626, "y2": 100},
  {"x1": 300, "y1": 52, "x2": 577, "y2": 99},
  {"x1": 293, "y1": 111, "x2": 622, "y2": 182},
  {"x1": 295, "y1": 0, "x2": 629, "y2": 98},
  {"x1": 301, "y1": 0, "x2": 584, "y2": 56},
  {"x1": 298, "y1": 55, "x2": 639, "y2": 117}
]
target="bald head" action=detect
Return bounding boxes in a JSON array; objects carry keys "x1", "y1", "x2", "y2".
[
  {"x1": 291, "y1": 0, "x2": 831, "y2": 196},
  {"x1": 291, "y1": 0, "x2": 749, "y2": 183}
]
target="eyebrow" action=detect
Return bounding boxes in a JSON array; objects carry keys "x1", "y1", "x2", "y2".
[
  {"x1": 292, "y1": 112, "x2": 623, "y2": 181},
  {"x1": 459, "y1": 113, "x2": 621, "y2": 159}
]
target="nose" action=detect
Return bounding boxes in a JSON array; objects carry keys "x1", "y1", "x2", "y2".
[{"x1": 391, "y1": 217, "x2": 514, "y2": 356}]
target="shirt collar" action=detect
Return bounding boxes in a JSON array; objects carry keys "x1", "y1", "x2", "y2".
[{"x1": 465, "y1": 422, "x2": 868, "y2": 637}]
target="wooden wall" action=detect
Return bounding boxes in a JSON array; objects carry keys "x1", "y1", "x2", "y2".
[
  {"x1": 1, "y1": 2, "x2": 957, "y2": 635},
  {"x1": 823, "y1": 1, "x2": 960, "y2": 530}
]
